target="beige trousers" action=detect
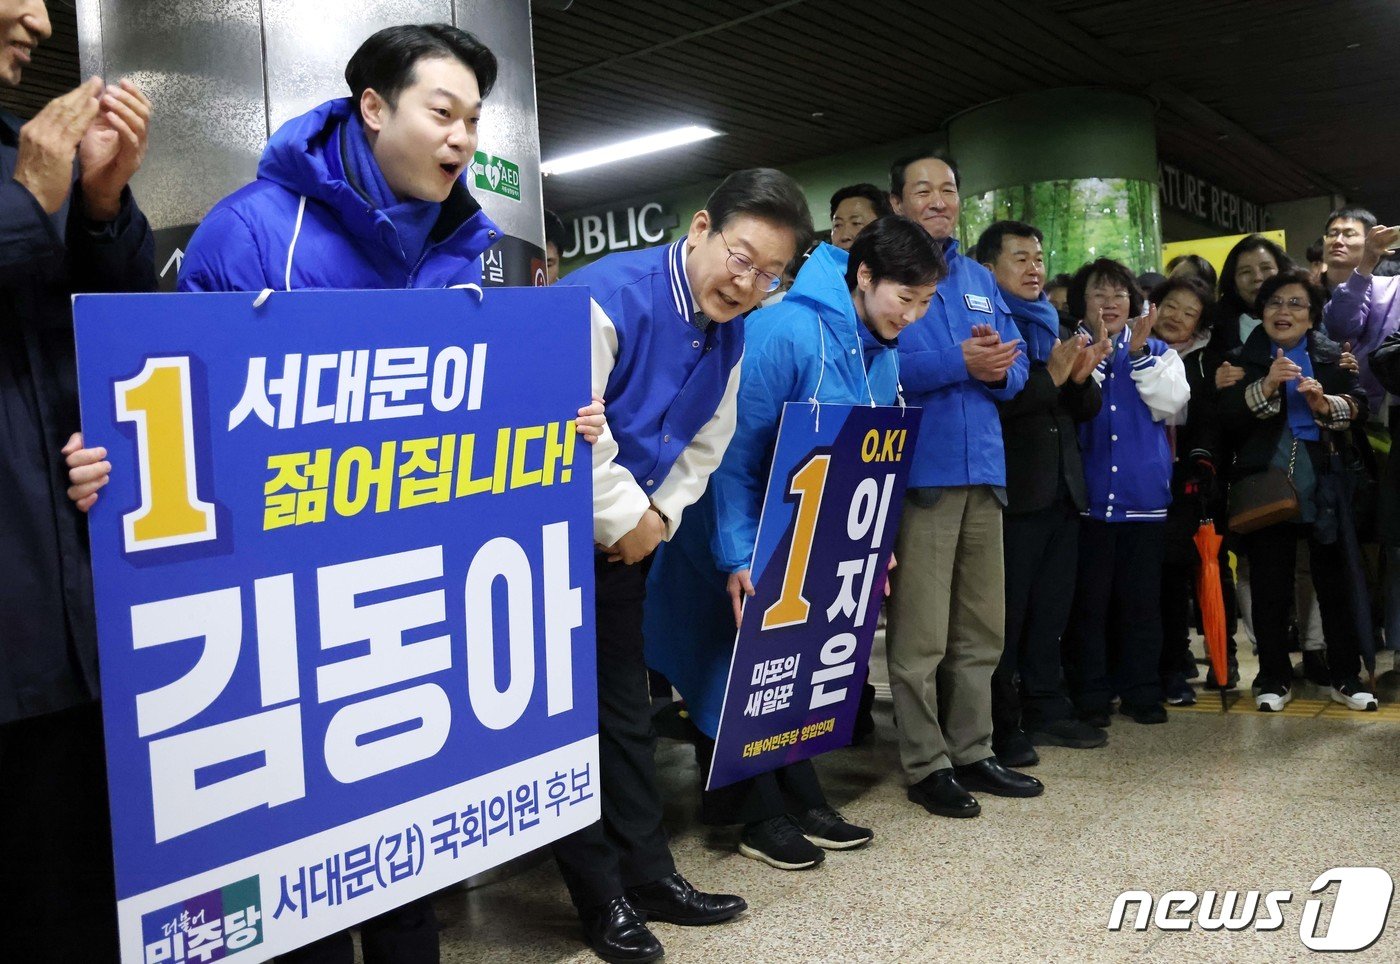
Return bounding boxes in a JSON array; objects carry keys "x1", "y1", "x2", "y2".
[{"x1": 885, "y1": 486, "x2": 1006, "y2": 783}]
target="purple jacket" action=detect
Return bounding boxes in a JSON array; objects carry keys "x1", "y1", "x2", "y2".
[{"x1": 1323, "y1": 270, "x2": 1400, "y2": 409}]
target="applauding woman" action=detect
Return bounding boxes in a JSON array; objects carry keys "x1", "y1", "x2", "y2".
[
  {"x1": 1062, "y1": 259, "x2": 1190, "y2": 727},
  {"x1": 1217, "y1": 269, "x2": 1377, "y2": 712},
  {"x1": 645, "y1": 216, "x2": 945, "y2": 870}
]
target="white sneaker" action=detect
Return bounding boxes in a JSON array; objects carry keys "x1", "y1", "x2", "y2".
[
  {"x1": 1330, "y1": 682, "x2": 1379, "y2": 711},
  {"x1": 1255, "y1": 686, "x2": 1293, "y2": 712}
]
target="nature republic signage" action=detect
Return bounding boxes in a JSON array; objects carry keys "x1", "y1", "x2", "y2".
[{"x1": 1158, "y1": 161, "x2": 1267, "y2": 234}]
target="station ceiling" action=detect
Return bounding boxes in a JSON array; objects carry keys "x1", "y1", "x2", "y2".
[
  {"x1": 5, "y1": 2, "x2": 1394, "y2": 221},
  {"x1": 534, "y1": 0, "x2": 1400, "y2": 218}
]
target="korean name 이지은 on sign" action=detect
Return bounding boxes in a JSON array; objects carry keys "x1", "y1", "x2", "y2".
[
  {"x1": 708, "y1": 402, "x2": 920, "y2": 790},
  {"x1": 73, "y1": 287, "x2": 599, "y2": 964}
]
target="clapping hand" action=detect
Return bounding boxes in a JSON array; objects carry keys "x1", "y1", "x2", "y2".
[
  {"x1": 1262, "y1": 347, "x2": 1303, "y2": 397},
  {"x1": 1296, "y1": 377, "x2": 1331, "y2": 415},
  {"x1": 1072, "y1": 334, "x2": 1112, "y2": 383},
  {"x1": 1046, "y1": 333, "x2": 1085, "y2": 387},
  {"x1": 1216, "y1": 361, "x2": 1245, "y2": 390},
  {"x1": 1128, "y1": 303, "x2": 1158, "y2": 356},
  {"x1": 961, "y1": 323, "x2": 1022, "y2": 383},
  {"x1": 78, "y1": 79, "x2": 152, "y2": 221}
]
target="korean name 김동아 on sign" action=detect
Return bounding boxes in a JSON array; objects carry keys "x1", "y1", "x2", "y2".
[{"x1": 74, "y1": 286, "x2": 599, "y2": 963}]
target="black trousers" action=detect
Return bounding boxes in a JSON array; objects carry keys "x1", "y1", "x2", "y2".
[
  {"x1": 1064, "y1": 519, "x2": 1167, "y2": 713},
  {"x1": 551, "y1": 556, "x2": 676, "y2": 911},
  {"x1": 1243, "y1": 523, "x2": 1362, "y2": 687},
  {"x1": 993, "y1": 499, "x2": 1081, "y2": 737},
  {"x1": 694, "y1": 737, "x2": 826, "y2": 826},
  {"x1": 0, "y1": 702, "x2": 119, "y2": 964}
]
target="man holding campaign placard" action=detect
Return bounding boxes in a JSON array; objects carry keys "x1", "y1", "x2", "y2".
[
  {"x1": 645, "y1": 216, "x2": 943, "y2": 871},
  {"x1": 63, "y1": 23, "x2": 606, "y2": 964}
]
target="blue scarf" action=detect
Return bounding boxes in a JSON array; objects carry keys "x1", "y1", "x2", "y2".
[
  {"x1": 1003, "y1": 290, "x2": 1061, "y2": 363},
  {"x1": 1283, "y1": 339, "x2": 1320, "y2": 442},
  {"x1": 330, "y1": 114, "x2": 442, "y2": 267}
]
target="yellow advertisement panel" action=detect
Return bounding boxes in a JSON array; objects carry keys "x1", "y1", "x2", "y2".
[{"x1": 1162, "y1": 231, "x2": 1287, "y2": 278}]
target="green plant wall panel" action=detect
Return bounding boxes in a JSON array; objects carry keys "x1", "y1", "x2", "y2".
[{"x1": 959, "y1": 178, "x2": 1162, "y2": 278}]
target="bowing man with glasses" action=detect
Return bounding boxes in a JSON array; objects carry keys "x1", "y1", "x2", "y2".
[{"x1": 553, "y1": 168, "x2": 813, "y2": 964}]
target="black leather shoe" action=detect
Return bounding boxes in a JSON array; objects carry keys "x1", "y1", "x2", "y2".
[
  {"x1": 625, "y1": 873, "x2": 747, "y2": 926},
  {"x1": 907, "y1": 767, "x2": 980, "y2": 817},
  {"x1": 580, "y1": 897, "x2": 663, "y2": 963},
  {"x1": 993, "y1": 729, "x2": 1039, "y2": 768},
  {"x1": 954, "y1": 757, "x2": 1045, "y2": 798}
]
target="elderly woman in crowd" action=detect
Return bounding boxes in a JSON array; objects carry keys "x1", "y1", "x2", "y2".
[
  {"x1": 1217, "y1": 269, "x2": 1378, "y2": 712},
  {"x1": 1149, "y1": 275, "x2": 1229, "y2": 707},
  {"x1": 1062, "y1": 259, "x2": 1190, "y2": 727}
]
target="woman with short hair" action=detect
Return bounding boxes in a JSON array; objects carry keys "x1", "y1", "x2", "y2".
[
  {"x1": 645, "y1": 215, "x2": 946, "y2": 870},
  {"x1": 1217, "y1": 269, "x2": 1377, "y2": 712}
]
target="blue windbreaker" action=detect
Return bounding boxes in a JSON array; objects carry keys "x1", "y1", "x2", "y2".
[
  {"x1": 896, "y1": 239, "x2": 1027, "y2": 488},
  {"x1": 179, "y1": 98, "x2": 500, "y2": 292},
  {"x1": 644, "y1": 243, "x2": 904, "y2": 736}
]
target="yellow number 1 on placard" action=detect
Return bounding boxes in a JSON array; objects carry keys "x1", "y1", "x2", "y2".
[
  {"x1": 762, "y1": 454, "x2": 830, "y2": 630},
  {"x1": 114, "y1": 357, "x2": 217, "y2": 552}
]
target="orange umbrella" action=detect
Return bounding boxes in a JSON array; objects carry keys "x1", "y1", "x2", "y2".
[{"x1": 1193, "y1": 520, "x2": 1230, "y2": 712}]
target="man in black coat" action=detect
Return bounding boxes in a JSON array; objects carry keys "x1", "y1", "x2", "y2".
[
  {"x1": 0, "y1": 2, "x2": 155, "y2": 959},
  {"x1": 976, "y1": 221, "x2": 1112, "y2": 764}
]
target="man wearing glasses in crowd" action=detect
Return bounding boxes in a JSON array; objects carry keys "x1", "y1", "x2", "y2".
[{"x1": 558, "y1": 167, "x2": 812, "y2": 963}]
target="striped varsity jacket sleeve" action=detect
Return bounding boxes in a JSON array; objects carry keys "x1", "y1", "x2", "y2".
[
  {"x1": 1129, "y1": 347, "x2": 1190, "y2": 422},
  {"x1": 590, "y1": 300, "x2": 654, "y2": 547}
]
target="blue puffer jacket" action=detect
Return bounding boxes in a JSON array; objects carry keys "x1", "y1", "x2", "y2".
[
  {"x1": 643, "y1": 242, "x2": 904, "y2": 735},
  {"x1": 179, "y1": 99, "x2": 500, "y2": 292},
  {"x1": 896, "y1": 239, "x2": 1027, "y2": 488},
  {"x1": 708, "y1": 242, "x2": 901, "y2": 572}
]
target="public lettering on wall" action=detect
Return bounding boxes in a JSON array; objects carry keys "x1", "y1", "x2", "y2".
[
  {"x1": 1158, "y1": 161, "x2": 1266, "y2": 234},
  {"x1": 561, "y1": 202, "x2": 680, "y2": 258}
]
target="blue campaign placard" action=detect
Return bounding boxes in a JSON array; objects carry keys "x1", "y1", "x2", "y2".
[
  {"x1": 74, "y1": 287, "x2": 599, "y2": 964},
  {"x1": 708, "y1": 402, "x2": 920, "y2": 790}
]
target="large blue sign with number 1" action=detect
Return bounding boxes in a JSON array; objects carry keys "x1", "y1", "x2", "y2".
[
  {"x1": 74, "y1": 287, "x2": 599, "y2": 964},
  {"x1": 708, "y1": 402, "x2": 920, "y2": 790}
]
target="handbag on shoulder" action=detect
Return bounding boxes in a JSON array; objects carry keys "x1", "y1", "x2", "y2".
[{"x1": 1228, "y1": 438, "x2": 1301, "y2": 534}]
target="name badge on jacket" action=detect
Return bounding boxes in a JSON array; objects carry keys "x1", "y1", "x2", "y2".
[{"x1": 964, "y1": 294, "x2": 993, "y2": 313}]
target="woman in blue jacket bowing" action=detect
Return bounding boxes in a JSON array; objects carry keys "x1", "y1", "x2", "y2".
[{"x1": 644, "y1": 216, "x2": 945, "y2": 871}]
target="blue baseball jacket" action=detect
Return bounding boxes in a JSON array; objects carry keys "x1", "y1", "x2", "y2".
[
  {"x1": 570, "y1": 238, "x2": 746, "y2": 546},
  {"x1": 1077, "y1": 324, "x2": 1190, "y2": 522}
]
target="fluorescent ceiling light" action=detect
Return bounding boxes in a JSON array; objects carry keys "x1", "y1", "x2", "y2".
[{"x1": 541, "y1": 125, "x2": 721, "y2": 176}]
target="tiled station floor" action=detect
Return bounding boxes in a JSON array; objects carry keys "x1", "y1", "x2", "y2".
[{"x1": 389, "y1": 647, "x2": 1399, "y2": 963}]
